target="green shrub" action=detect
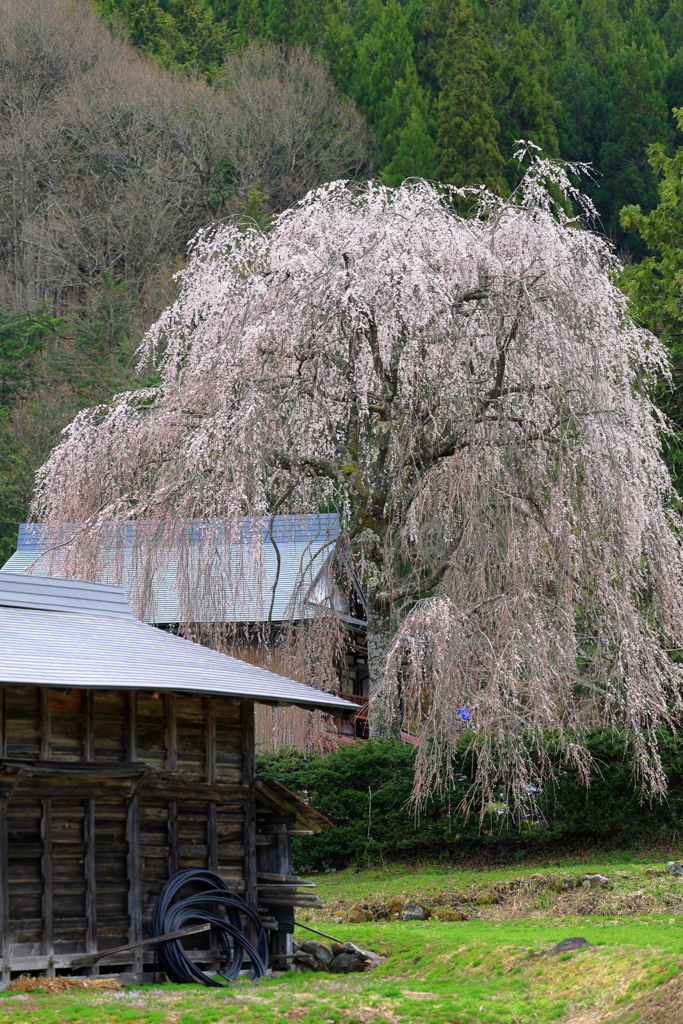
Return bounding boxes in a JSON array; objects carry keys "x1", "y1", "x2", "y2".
[{"x1": 255, "y1": 732, "x2": 683, "y2": 872}]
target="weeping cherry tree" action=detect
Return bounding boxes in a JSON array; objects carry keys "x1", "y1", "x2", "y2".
[{"x1": 32, "y1": 153, "x2": 683, "y2": 811}]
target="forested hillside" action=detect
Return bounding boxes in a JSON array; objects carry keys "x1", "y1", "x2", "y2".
[
  {"x1": 0, "y1": 0, "x2": 369, "y2": 559},
  {"x1": 3, "y1": 0, "x2": 683, "y2": 558},
  {"x1": 97, "y1": 0, "x2": 683, "y2": 253}
]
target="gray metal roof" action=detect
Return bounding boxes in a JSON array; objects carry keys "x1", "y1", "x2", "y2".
[
  {"x1": 0, "y1": 573, "x2": 357, "y2": 715},
  {"x1": 0, "y1": 573, "x2": 135, "y2": 619},
  {"x1": 2, "y1": 516, "x2": 343, "y2": 625}
]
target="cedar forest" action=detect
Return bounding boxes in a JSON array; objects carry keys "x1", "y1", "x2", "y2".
[{"x1": 3, "y1": 0, "x2": 683, "y2": 554}]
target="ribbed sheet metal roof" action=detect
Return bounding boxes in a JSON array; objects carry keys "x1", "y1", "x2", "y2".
[
  {"x1": 0, "y1": 573, "x2": 135, "y2": 619},
  {"x1": 0, "y1": 573, "x2": 357, "y2": 715},
  {"x1": 2, "y1": 515, "x2": 342, "y2": 625}
]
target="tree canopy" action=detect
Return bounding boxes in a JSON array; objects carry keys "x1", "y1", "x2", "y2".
[{"x1": 32, "y1": 159, "x2": 683, "y2": 811}]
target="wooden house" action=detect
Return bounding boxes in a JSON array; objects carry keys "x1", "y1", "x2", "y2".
[
  {"x1": 2, "y1": 516, "x2": 370, "y2": 744},
  {"x1": 0, "y1": 573, "x2": 356, "y2": 984}
]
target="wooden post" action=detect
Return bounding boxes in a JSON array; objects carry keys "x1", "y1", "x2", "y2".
[
  {"x1": 241, "y1": 701, "x2": 257, "y2": 914},
  {"x1": 0, "y1": 686, "x2": 5, "y2": 758},
  {"x1": 0, "y1": 690, "x2": 7, "y2": 982},
  {"x1": 125, "y1": 692, "x2": 143, "y2": 975},
  {"x1": 40, "y1": 688, "x2": 51, "y2": 760},
  {"x1": 0, "y1": 797, "x2": 9, "y2": 984},
  {"x1": 204, "y1": 698, "x2": 217, "y2": 875},
  {"x1": 164, "y1": 693, "x2": 178, "y2": 878},
  {"x1": 204, "y1": 698, "x2": 219, "y2": 969},
  {"x1": 41, "y1": 799, "x2": 54, "y2": 976},
  {"x1": 84, "y1": 691, "x2": 97, "y2": 969},
  {"x1": 40, "y1": 689, "x2": 54, "y2": 976}
]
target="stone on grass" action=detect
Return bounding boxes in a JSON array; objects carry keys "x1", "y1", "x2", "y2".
[
  {"x1": 299, "y1": 940, "x2": 321, "y2": 955},
  {"x1": 385, "y1": 898, "x2": 404, "y2": 921},
  {"x1": 547, "y1": 937, "x2": 593, "y2": 954},
  {"x1": 475, "y1": 891, "x2": 497, "y2": 905},
  {"x1": 293, "y1": 953, "x2": 319, "y2": 971},
  {"x1": 401, "y1": 901, "x2": 430, "y2": 921},
  {"x1": 581, "y1": 874, "x2": 611, "y2": 889},
  {"x1": 434, "y1": 909, "x2": 469, "y2": 921},
  {"x1": 347, "y1": 907, "x2": 372, "y2": 923},
  {"x1": 666, "y1": 861, "x2": 683, "y2": 875},
  {"x1": 329, "y1": 953, "x2": 365, "y2": 974},
  {"x1": 549, "y1": 875, "x2": 578, "y2": 892},
  {"x1": 314, "y1": 943, "x2": 334, "y2": 966}
]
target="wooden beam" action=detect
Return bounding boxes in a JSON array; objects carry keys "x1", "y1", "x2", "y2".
[
  {"x1": 125, "y1": 691, "x2": 143, "y2": 975},
  {"x1": 0, "y1": 797, "x2": 9, "y2": 984},
  {"x1": 84, "y1": 691, "x2": 97, "y2": 969},
  {"x1": 0, "y1": 692, "x2": 6, "y2": 982},
  {"x1": 164, "y1": 694, "x2": 178, "y2": 878},
  {"x1": 41, "y1": 798, "x2": 54, "y2": 976},
  {"x1": 204, "y1": 698, "x2": 219, "y2": 969},
  {"x1": 0, "y1": 687, "x2": 5, "y2": 759},
  {"x1": 204, "y1": 698, "x2": 218, "y2": 875},
  {"x1": 40, "y1": 688, "x2": 51, "y2": 760},
  {"x1": 71, "y1": 923, "x2": 211, "y2": 968},
  {"x1": 0, "y1": 769, "x2": 248, "y2": 804},
  {"x1": 40, "y1": 689, "x2": 54, "y2": 977},
  {"x1": 241, "y1": 701, "x2": 257, "y2": 915}
]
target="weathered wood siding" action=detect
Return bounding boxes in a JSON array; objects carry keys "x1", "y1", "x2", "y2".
[{"x1": 0, "y1": 685, "x2": 253, "y2": 978}]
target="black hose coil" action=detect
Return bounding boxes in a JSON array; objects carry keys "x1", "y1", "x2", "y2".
[{"x1": 150, "y1": 869, "x2": 269, "y2": 985}]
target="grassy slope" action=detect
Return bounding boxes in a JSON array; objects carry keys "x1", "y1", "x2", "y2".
[
  {"x1": 3, "y1": 857, "x2": 683, "y2": 1024},
  {"x1": 302, "y1": 855, "x2": 683, "y2": 922}
]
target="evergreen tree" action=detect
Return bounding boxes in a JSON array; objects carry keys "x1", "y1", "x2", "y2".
[
  {"x1": 322, "y1": 6, "x2": 359, "y2": 95},
  {"x1": 433, "y1": 0, "x2": 505, "y2": 191},
  {"x1": 486, "y1": 0, "x2": 559, "y2": 185},
  {"x1": 375, "y1": 60, "x2": 436, "y2": 179},
  {"x1": 264, "y1": 0, "x2": 295, "y2": 41},
  {"x1": 659, "y1": 0, "x2": 683, "y2": 54},
  {"x1": 95, "y1": 0, "x2": 229, "y2": 73},
  {"x1": 353, "y1": 0, "x2": 415, "y2": 121},
  {"x1": 600, "y1": 0, "x2": 671, "y2": 246},
  {"x1": 234, "y1": 0, "x2": 264, "y2": 45},
  {"x1": 621, "y1": 113, "x2": 683, "y2": 490},
  {"x1": 291, "y1": 0, "x2": 329, "y2": 46},
  {"x1": 555, "y1": 0, "x2": 618, "y2": 168},
  {"x1": 381, "y1": 105, "x2": 435, "y2": 184}
]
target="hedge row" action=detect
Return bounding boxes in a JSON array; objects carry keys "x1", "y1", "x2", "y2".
[{"x1": 255, "y1": 734, "x2": 683, "y2": 872}]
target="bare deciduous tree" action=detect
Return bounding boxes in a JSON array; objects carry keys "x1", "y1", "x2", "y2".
[
  {"x1": 217, "y1": 41, "x2": 372, "y2": 213},
  {"x1": 0, "y1": 0, "x2": 371, "y2": 313}
]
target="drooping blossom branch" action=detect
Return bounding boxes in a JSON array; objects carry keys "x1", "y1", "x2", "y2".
[{"x1": 32, "y1": 154, "x2": 683, "y2": 812}]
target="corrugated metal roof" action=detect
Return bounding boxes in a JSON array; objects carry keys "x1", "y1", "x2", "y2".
[
  {"x1": 0, "y1": 573, "x2": 357, "y2": 715},
  {"x1": 2, "y1": 516, "x2": 343, "y2": 625},
  {"x1": 0, "y1": 573, "x2": 135, "y2": 619}
]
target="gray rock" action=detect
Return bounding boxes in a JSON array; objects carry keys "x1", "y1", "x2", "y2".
[
  {"x1": 314, "y1": 943, "x2": 334, "y2": 966},
  {"x1": 666, "y1": 861, "x2": 683, "y2": 875},
  {"x1": 342, "y1": 942, "x2": 374, "y2": 961},
  {"x1": 547, "y1": 937, "x2": 593, "y2": 954},
  {"x1": 581, "y1": 873, "x2": 611, "y2": 889},
  {"x1": 293, "y1": 953, "x2": 319, "y2": 971},
  {"x1": 329, "y1": 953, "x2": 365, "y2": 974},
  {"x1": 402, "y1": 901, "x2": 429, "y2": 921},
  {"x1": 299, "y1": 940, "x2": 321, "y2": 955}
]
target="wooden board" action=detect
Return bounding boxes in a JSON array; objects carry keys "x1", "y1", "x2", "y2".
[{"x1": 0, "y1": 683, "x2": 254, "y2": 977}]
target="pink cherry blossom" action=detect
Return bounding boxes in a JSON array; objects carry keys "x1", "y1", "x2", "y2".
[{"x1": 33, "y1": 157, "x2": 683, "y2": 812}]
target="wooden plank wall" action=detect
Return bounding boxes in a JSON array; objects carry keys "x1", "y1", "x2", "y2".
[{"x1": 0, "y1": 685, "x2": 249, "y2": 977}]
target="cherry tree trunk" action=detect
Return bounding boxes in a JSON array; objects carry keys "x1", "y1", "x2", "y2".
[{"x1": 367, "y1": 603, "x2": 402, "y2": 741}]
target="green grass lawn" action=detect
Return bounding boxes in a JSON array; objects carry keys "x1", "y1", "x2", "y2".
[{"x1": 3, "y1": 857, "x2": 683, "y2": 1024}]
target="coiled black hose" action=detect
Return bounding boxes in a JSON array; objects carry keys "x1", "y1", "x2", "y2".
[{"x1": 150, "y1": 869, "x2": 269, "y2": 985}]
